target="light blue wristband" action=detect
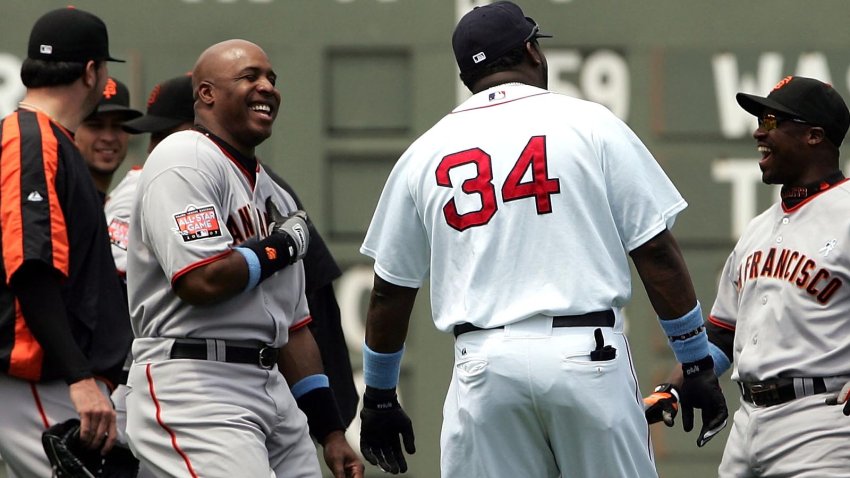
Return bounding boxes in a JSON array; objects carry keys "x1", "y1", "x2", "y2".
[
  {"x1": 234, "y1": 247, "x2": 261, "y2": 291},
  {"x1": 363, "y1": 343, "x2": 404, "y2": 389},
  {"x1": 708, "y1": 342, "x2": 731, "y2": 376},
  {"x1": 659, "y1": 302, "x2": 710, "y2": 363},
  {"x1": 291, "y1": 374, "x2": 330, "y2": 399}
]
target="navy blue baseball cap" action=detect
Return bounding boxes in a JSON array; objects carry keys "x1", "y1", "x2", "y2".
[
  {"x1": 452, "y1": 1, "x2": 552, "y2": 76},
  {"x1": 737, "y1": 76, "x2": 850, "y2": 147},
  {"x1": 28, "y1": 7, "x2": 123, "y2": 63}
]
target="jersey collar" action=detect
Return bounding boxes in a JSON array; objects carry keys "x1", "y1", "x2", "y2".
[
  {"x1": 780, "y1": 170, "x2": 846, "y2": 210},
  {"x1": 193, "y1": 125, "x2": 258, "y2": 188}
]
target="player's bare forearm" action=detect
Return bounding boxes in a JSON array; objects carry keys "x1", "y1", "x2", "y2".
[
  {"x1": 172, "y1": 250, "x2": 249, "y2": 305},
  {"x1": 322, "y1": 430, "x2": 365, "y2": 478},
  {"x1": 365, "y1": 275, "x2": 418, "y2": 353},
  {"x1": 630, "y1": 229, "x2": 697, "y2": 319},
  {"x1": 278, "y1": 325, "x2": 324, "y2": 384}
]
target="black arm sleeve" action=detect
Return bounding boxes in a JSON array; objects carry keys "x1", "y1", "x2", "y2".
[
  {"x1": 9, "y1": 261, "x2": 93, "y2": 384},
  {"x1": 706, "y1": 321, "x2": 734, "y2": 363}
]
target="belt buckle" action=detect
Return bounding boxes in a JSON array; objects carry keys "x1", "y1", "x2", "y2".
[
  {"x1": 258, "y1": 347, "x2": 275, "y2": 369},
  {"x1": 748, "y1": 382, "x2": 778, "y2": 407}
]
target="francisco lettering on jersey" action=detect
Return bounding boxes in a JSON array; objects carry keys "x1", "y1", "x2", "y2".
[
  {"x1": 173, "y1": 205, "x2": 223, "y2": 242},
  {"x1": 108, "y1": 217, "x2": 130, "y2": 250},
  {"x1": 737, "y1": 245, "x2": 843, "y2": 304},
  {"x1": 226, "y1": 203, "x2": 270, "y2": 245}
]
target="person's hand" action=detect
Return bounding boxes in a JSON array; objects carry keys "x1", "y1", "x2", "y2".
[
  {"x1": 679, "y1": 356, "x2": 728, "y2": 447},
  {"x1": 359, "y1": 386, "x2": 415, "y2": 474},
  {"x1": 321, "y1": 430, "x2": 365, "y2": 478},
  {"x1": 68, "y1": 378, "x2": 117, "y2": 454},
  {"x1": 265, "y1": 197, "x2": 309, "y2": 264},
  {"x1": 825, "y1": 381, "x2": 850, "y2": 416},
  {"x1": 643, "y1": 383, "x2": 679, "y2": 427}
]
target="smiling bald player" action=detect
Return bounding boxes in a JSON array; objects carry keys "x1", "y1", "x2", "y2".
[{"x1": 124, "y1": 40, "x2": 362, "y2": 478}]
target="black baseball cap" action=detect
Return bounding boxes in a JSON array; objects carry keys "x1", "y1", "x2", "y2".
[
  {"x1": 123, "y1": 74, "x2": 194, "y2": 134},
  {"x1": 88, "y1": 77, "x2": 142, "y2": 120},
  {"x1": 737, "y1": 76, "x2": 850, "y2": 147},
  {"x1": 28, "y1": 7, "x2": 123, "y2": 63},
  {"x1": 452, "y1": 1, "x2": 552, "y2": 76}
]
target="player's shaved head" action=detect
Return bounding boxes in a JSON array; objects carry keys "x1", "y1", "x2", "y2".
[
  {"x1": 192, "y1": 39, "x2": 265, "y2": 98},
  {"x1": 191, "y1": 39, "x2": 280, "y2": 156}
]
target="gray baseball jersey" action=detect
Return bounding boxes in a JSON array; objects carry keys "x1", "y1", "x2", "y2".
[
  {"x1": 126, "y1": 130, "x2": 309, "y2": 345},
  {"x1": 104, "y1": 167, "x2": 141, "y2": 276},
  {"x1": 710, "y1": 179, "x2": 850, "y2": 476},
  {"x1": 710, "y1": 180, "x2": 850, "y2": 381},
  {"x1": 124, "y1": 129, "x2": 320, "y2": 477}
]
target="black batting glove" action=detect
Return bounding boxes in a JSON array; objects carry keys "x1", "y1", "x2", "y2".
[
  {"x1": 360, "y1": 386, "x2": 415, "y2": 474},
  {"x1": 679, "y1": 355, "x2": 728, "y2": 447},
  {"x1": 825, "y1": 381, "x2": 850, "y2": 416},
  {"x1": 643, "y1": 383, "x2": 679, "y2": 427},
  {"x1": 265, "y1": 197, "x2": 309, "y2": 264}
]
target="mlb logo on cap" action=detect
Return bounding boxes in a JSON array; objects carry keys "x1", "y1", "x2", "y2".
[
  {"x1": 473, "y1": 52, "x2": 487, "y2": 64},
  {"x1": 39, "y1": 45, "x2": 52, "y2": 55}
]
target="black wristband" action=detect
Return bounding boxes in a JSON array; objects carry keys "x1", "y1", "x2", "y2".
[
  {"x1": 241, "y1": 233, "x2": 296, "y2": 282},
  {"x1": 363, "y1": 385, "x2": 399, "y2": 409},
  {"x1": 295, "y1": 387, "x2": 345, "y2": 443},
  {"x1": 682, "y1": 355, "x2": 715, "y2": 378}
]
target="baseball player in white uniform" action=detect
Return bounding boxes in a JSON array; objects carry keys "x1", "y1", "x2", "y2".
[
  {"x1": 124, "y1": 40, "x2": 363, "y2": 478},
  {"x1": 646, "y1": 76, "x2": 850, "y2": 477},
  {"x1": 357, "y1": 2, "x2": 727, "y2": 477}
]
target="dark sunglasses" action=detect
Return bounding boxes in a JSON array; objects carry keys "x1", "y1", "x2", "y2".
[{"x1": 758, "y1": 113, "x2": 811, "y2": 132}]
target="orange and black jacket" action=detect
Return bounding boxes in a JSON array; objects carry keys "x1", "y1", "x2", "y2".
[{"x1": 0, "y1": 109, "x2": 132, "y2": 385}]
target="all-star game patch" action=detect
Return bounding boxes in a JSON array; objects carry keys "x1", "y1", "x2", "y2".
[
  {"x1": 107, "y1": 217, "x2": 130, "y2": 250},
  {"x1": 173, "y1": 205, "x2": 222, "y2": 242}
]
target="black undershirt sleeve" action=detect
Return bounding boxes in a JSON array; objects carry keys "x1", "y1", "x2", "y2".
[
  {"x1": 9, "y1": 261, "x2": 93, "y2": 384},
  {"x1": 706, "y1": 321, "x2": 734, "y2": 362}
]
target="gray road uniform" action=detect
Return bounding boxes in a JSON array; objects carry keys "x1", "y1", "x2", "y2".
[
  {"x1": 709, "y1": 178, "x2": 850, "y2": 477},
  {"x1": 124, "y1": 129, "x2": 321, "y2": 478}
]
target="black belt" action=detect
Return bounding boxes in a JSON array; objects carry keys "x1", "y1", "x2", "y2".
[
  {"x1": 738, "y1": 377, "x2": 826, "y2": 407},
  {"x1": 169, "y1": 340, "x2": 278, "y2": 369},
  {"x1": 453, "y1": 310, "x2": 615, "y2": 338}
]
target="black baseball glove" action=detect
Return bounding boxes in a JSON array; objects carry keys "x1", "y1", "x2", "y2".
[
  {"x1": 679, "y1": 356, "x2": 729, "y2": 447},
  {"x1": 42, "y1": 419, "x2": 104, "y2": 478},
  {"x1": 359, "y1": 386, "x2": 415, "y2": 474},
  {"x1": 42, "y1": 418, "x2": 140, "y2": 478}
]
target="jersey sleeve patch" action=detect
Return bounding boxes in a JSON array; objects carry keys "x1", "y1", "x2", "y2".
[
  {"x1": 107, "y1": 217, "x2": 130, "y2": 250},
  {"x1": 173, "y1": 205, "x2": 222, "y2": 242}
]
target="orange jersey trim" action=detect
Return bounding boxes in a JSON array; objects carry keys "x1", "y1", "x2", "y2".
[
  {"x1": 9, "y1": 300, "x2": 43, "y2": 380},
  {"x1": 708, "y1": 314, "x2": 735, "y2": 332},
  {"x1": 170, "y1": 250, "x2": 234, "y2": 287},
  {"x1": 289, "y1": 315, "x2": 312, "y2": 331},
  {"x1": 1, "y1": 113, "x2": 25, "y2": 280}
]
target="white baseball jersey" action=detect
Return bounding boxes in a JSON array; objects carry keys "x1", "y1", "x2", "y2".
[
  {"x1": 710, "y1": 180, "x2": 850, "y2": 382},
  {"x1": 104, "y1": 167, "x2": 141, "y2": 276},
  {"x1": 361, "y1": 83, "x2": 686, "y2": 332},
  {"x1": 126, "y1": 130, "x2": 309, "y2": 346}
]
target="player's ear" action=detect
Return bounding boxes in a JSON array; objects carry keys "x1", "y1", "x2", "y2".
[
  {"x1": 197, "y1": 81, "x2": 215, "y2": 106},
  {"x1": 525, "y1": 41, "x2": 543, "y2": 67},
  {"x1": 806, "y1": 126, "x2": 826, "y2": 146},
  {"x1": 81, "y1": 60, "x2": 100, "y2": 89}
]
